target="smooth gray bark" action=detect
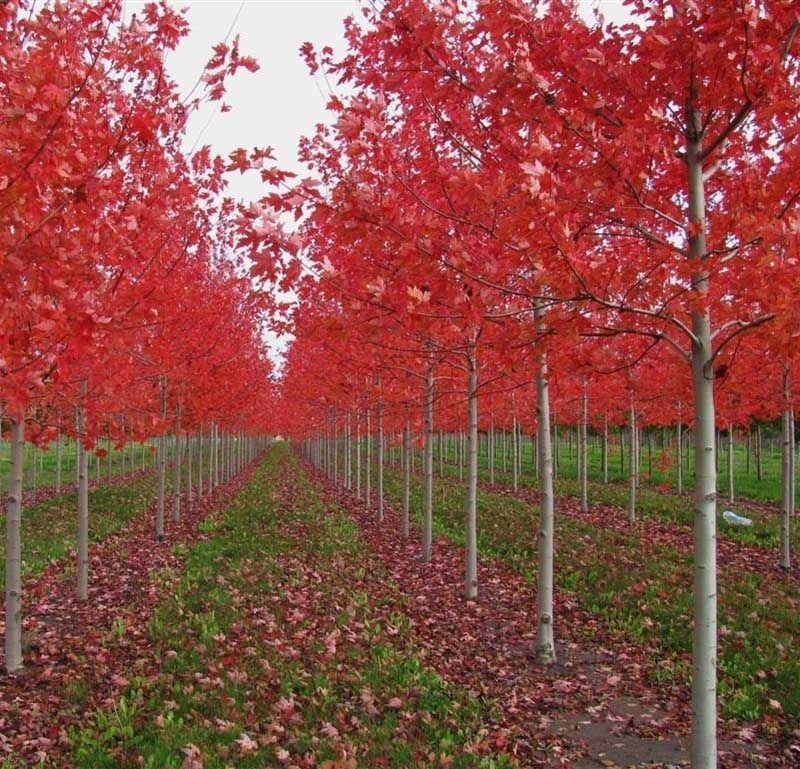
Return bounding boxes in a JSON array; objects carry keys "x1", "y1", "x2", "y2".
[
  {"x1": 465, "y1": 352, "x2": 478, "y2": 599},
  {"x1": 580, "y1": 381, "x2": 588, "y2": 513},
  {"x1": 780, "y1": 371, "x2": 793, "y2": 570},
  {"x1": 402, "y1": 420, "x2": 411, "y2": 541},
  {"x1": 5, "y1": 418, "x2": 24, "y2": 673},
  {"x1": 727, "y1": 425, "x2": 734, "y2": 503},
  {"x1": 688, "y1": 100, "x2": 718, "y2": 769},
  {"x1": 365, "y1": 409, "x2": 371, "y2": 511},
  {"x1": 628, "y1": 401, "x2": 637, "y2": 524},
  {"x1": 377, "y1": 403, "x2": 384, "y2": 521},
  {"x1": 534, "y1": 305, "x2": 556, "y2": 665},
  {"x1": 423, "y1": 358, "x2": 434, "y2": 563},
  {"x1": 172, "y1": 431, "x2": 182, "y2": 524},
  {"x1": 76, "y1": 393, "x2": 89, "y2": 601},
  {"x1": 55, "y1": 431, "x2": 62, "y2": 494}
]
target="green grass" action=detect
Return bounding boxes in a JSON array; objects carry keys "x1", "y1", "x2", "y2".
[
  {"x1": 0, "y1": 439, "x2": 158, "y2": 493},
  {"x1": 0, "y1": 475, "x2": 159, "y2": 589},
  {"x1": 392, "y1": 438, "x2": 797, "y2": 551},
  {"x1": 70, "y1": 444, "x2": 513, "y2": 769},
  {"x1": 399, "y1": 429, "x2": 793, "y2": 504},
  {"x1": 379, "y1": 464, "x2": 800, "y2": 738}
]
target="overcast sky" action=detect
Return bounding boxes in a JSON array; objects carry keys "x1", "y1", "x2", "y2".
[{"x1": 127, "y1": 0, "x2": 629, "y2": 202}]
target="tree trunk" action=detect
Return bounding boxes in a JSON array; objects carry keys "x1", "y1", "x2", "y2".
[
  {"x1": 465, "y1": 350, "x2": 479, "y2": 599},
  {"x1": 156, "y1": 379, "x2": 167, "y2": 538},
  {"x1": 534, "y1": 305, "x2": 556, "y2": 665},
  {"x1": 727, "y1": 424, "x2": 734, "y2": 504},
  {"x1": 172, "y1": 428, "x2": 183, "y2": 524},
  {"x1": 4, "y1": 417, "x2": 24, "y2": 673},
  {"x1": 402, "y1": 419, "x2": 411, "y2": 541},
  {"x1": 489, "y1": 421, "x2": 495, "y2": 484},
  {"x1": 365, "y1": 409, "x2": 371, "y2": 511},
  {"x1": 687, "y1": 102, "x2": 718, "y2": 769},
  {"x1": 356, "y1": 413, "x2": 362, "y2": 499},
  {"x1": 55, "y1": 431, "x2": 62, "y2": 494},
  {"x1": 76, "y1": 390, "x2": 89, "y2": 601},
  {"x1": 512, "y1": 416, "x2": 519, "y2": 493},
  {"x1": 780, "y1": 370, "x2": 793, "y2": 570},
  {"x1": 756, "y1": 423, "x2": 763, "y2": 481},
  {"x1": 187, "y1": 433, "x2": 193, "y2": 509},
  {"x1": 628, "y1": 400, "x2": 637, "y2": 524},
  {"x1": 677, "y1": 419, "x2": 684, "y2": 494},
  {"x1": 580, "y1": 380, "x2": 588, "y2": 513},
  {"x1": 423, "y1": 356, "x2": 434, "y2": 563},
  {"x1": 377, "y1": 402, "x2": 384, "y2": 521},
  {"x1": 602, "y1": 416, "x2": 608, "y2": 484}
]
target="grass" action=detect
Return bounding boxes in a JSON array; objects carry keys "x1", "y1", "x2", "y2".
[
  {"x1": 387, "y1": 429, "x2": 795, "y2": 504},
  {"x1": 378, "y1": 463, "x2": 800, "y2": 738},
  {"x1": 0, "y1": 474, "x2": 159, "y2": 589},
  {"x1": 384, "y1": 438, "x2": 797, "y2": 551},
  {"x1": 70, "y1": 444, "x2": 513, "y2": 769},
  {"x1": 0, "y1": 439, "x2": 158, "y2": 493}
]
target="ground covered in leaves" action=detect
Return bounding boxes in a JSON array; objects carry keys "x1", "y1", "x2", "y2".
[{"x1": 2, "y1": 444, "x2": 798, "y2": 767}]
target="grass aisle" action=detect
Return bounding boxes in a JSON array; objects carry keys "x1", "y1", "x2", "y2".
[
  {"x1": 0, "y1": 463, "x2": 257, "y2": 768},
  {"x1": 69, "y1": 444, "x2": 509, "y2": 769},
  {"x1": 0, "y1": 470, "x2": 157, "y2": 590},
  {"x1": 373, "y1": 462, "x2": 798, "y2": 761}
]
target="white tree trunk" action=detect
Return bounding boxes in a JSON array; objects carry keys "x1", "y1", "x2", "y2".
[
  {"x1": 602, "y1": 416, "x2": 608, "y2": 484},
  {"x1": 581, "y1": 380, "x2": 588, "y2": 513},
  {"x1": 423, "y1": 358, "x2": 434, "y2": 563},
  {"x1": 172, "y1": 430, "x2": 182, "y2": 524},
  {"x1": 534, "y1": 305, "x2": 556, "y2": 665},
  {"x1": 465, "y1": 351, "x2": 479, "y2": 599},
  {"x1": 55, "y1": 431, "x2": 62, "y2": 494},
  {"x1": 688, "y1": 101, "x2": 718, "y2": 769},
  {"x1": 402, "y1": 419, "x2": 411, "y2": 541},
  {"x1": 365, "y1": 409, "x2": 371, "y2": 511},
  {"x1": 780, "y1": 370, "x2": 792, "y2": 570},
  {"x1": 4, "y1": 417, "x2": 24, "y2": 673},
  {"x1": 727, "y1": 424, "x2": 734, "y2": 504},
  {"x1": 377, "y1": 402, "x2": 384, "y2": 521},
  {"x1": 628, "y1": 400, "x2": 637, "y2": 524},
  {"x1": 76, "y1": 392, "x2": 89, "y2": 601}
]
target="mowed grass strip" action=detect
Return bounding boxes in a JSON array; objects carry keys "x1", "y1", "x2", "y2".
[
  {"x1": 423, "y1": 446, "x2": 796, "y2": 551},
  {"x1": 0, "y1": 474, "x2": 159, "y2": 589},
  {"x1": 380, "y1": 466, "x2": 800, "y2": 738},
  {"x1": 70, "y1": 444, "x2": 512, "y2": 769}
]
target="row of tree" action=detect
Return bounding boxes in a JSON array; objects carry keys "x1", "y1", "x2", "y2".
[
  {"x1": 249, "y1": 3, "x2": 800, "y2": 768},
  {"x1": 2, "y1": 3, "x2": 275, "y2": 674}
]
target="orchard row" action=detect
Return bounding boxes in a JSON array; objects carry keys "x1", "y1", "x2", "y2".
[{"x1": 254, "y1": 4, "x2": 800, "y2": 769}]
